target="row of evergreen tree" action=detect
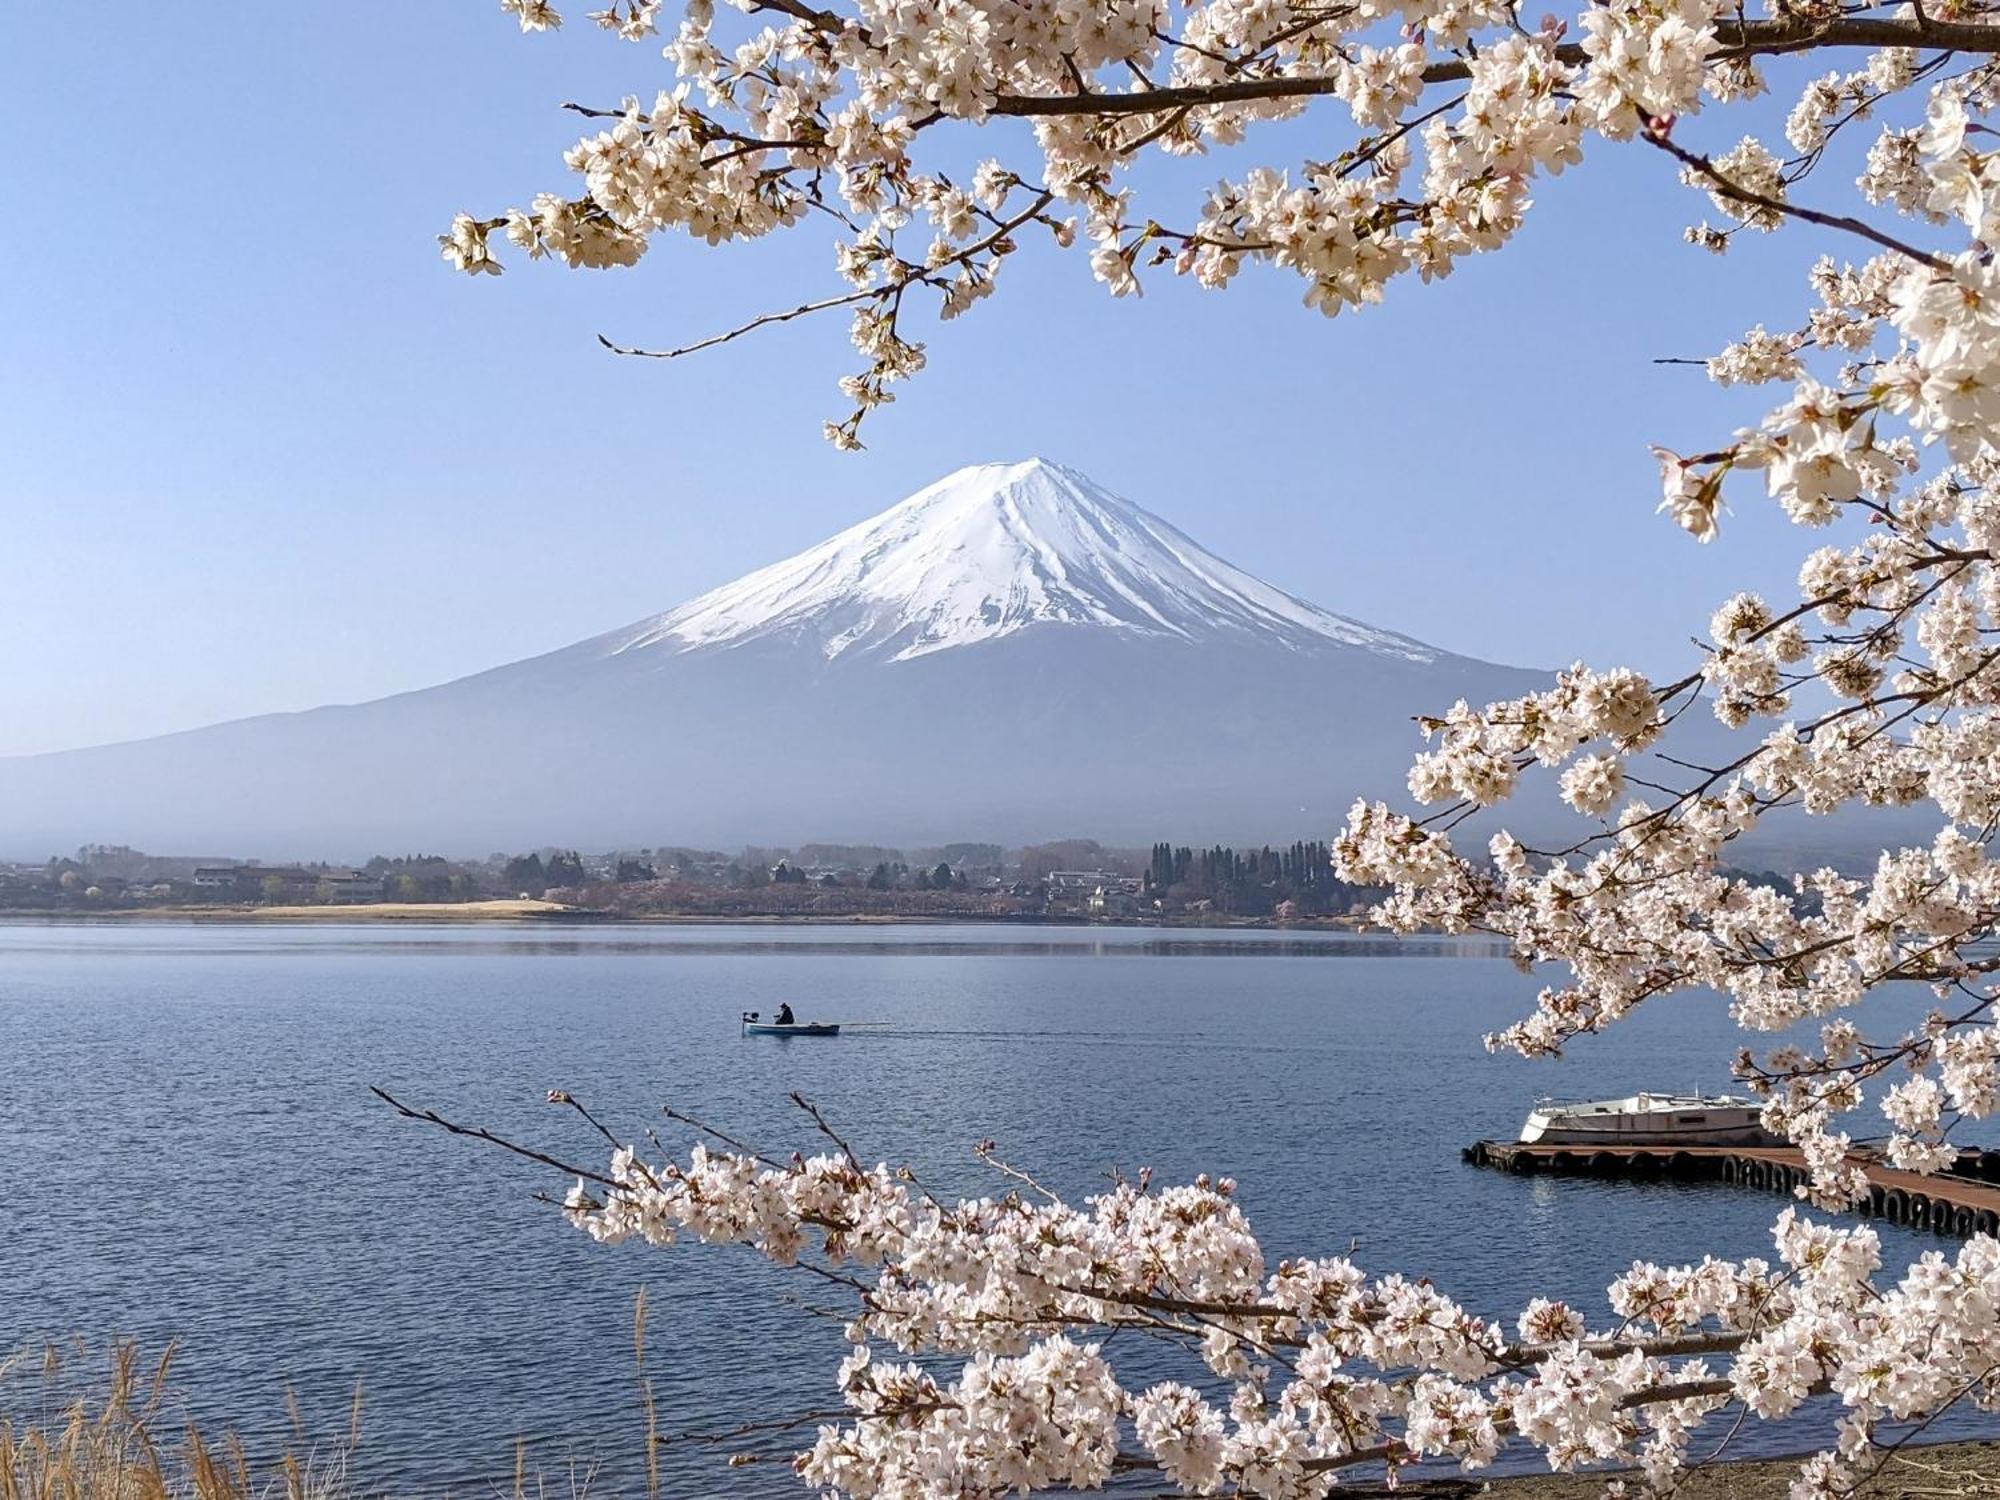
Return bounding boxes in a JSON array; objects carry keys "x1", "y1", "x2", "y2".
[
  {"x1": 1143, "y1": 841, "x2": 1367, "y2": 913},
  {"x1": 1145, "y1": 841, "x2": 1340, "y2": 892}
]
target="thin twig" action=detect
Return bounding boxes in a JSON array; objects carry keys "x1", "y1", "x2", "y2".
[
  {"x1": 659, "y1": 1102, "x2": 789, "y2": 1168},
  {"x1": 546, "y1": 1088, "x2": 624, "y2": 1151},
  {"x1": 1641, "y1": 121, "x2": 1950, "y2": 271},
  {"x1": 599, "y1": 292, "x2": 873, "y2": 361},
  {"x1": 790, "y1": 1091, "x2": 863, "y2": 1169},
  {"x1": 371, "y1": 1086, "x2": 616, "y2": 1186}
]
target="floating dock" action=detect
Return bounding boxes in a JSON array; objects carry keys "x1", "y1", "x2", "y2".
[{"x1": 1464, "y1": 1139, "x2": 2000, "y2": 1238}]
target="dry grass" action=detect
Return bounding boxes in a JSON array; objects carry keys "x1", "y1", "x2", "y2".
[
  {"x1": 632, "y1": 1291, "x2": 658, "y2": 1500},
  {"x1": 0, "y1": 1342, "x2": 360, "y2": 1500},
  {"x1": 2, "y1": 1313, "x2": 667, "y2": 1500}
]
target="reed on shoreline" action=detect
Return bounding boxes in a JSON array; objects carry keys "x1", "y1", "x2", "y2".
[
  {"x1": 0, "y1": 1342, "x2": 365, "y2": 1500},
  {"x1": 9, "y1": 1340, "x2": 1996, "y2": 1498},
  {"x1": 2, "y1": 1339, "x2": 643, "y2": 1500}
]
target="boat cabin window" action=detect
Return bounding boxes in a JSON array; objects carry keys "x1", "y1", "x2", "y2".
[{"x1": 1677, "y1": 1114, "x2": 1707, "y2": 1124}]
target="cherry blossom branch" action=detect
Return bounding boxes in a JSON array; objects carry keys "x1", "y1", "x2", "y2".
[
  {"x1": 600, "y1": 292, "x2": 869, "y2": 360},
  {"x1": 976, "y1": 15, "x2": 2000, "y2": 119},
  {"x1": 789, "y1": 1091, "x2": 864, "y2": 1169},
  {"x1": 597, "y1": 191, "x2": 1054, "y2": 367},
  {"x1": 370, "y1": 1086, "x2": 617, "y2": 1186},
  {"x1": 1641, "y1": 121, "x2": 1952, "y2": 272}
]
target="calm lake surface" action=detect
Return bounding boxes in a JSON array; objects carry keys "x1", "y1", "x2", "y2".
[{"x1": 4, "y1": 920, "x2": 1993, "y2": 1492}]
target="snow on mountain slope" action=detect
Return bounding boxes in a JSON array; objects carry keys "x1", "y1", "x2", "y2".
[{"x1": 596, "y1": 458, "x2": 1440, "y2": 665}]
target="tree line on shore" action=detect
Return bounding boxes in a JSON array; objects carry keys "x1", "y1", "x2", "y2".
[{"x1": 2, "y1": 837, "x2": 1382, "y2": 919}]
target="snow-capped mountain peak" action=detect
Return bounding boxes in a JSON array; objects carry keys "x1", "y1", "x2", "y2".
[{"x1": 603, "y1": 458, "x2": 1438, "y2": 664}]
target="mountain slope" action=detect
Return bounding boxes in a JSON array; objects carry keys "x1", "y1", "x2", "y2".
[
  {"x1": 0, "y1": 460, "x2": 1551, "y2": 858},
  {"x1": 597, "y1": 459, "x2": 1438, "y2": 664}
]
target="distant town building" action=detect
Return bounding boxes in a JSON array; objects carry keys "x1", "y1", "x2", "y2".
[
  {"x1": 1044, "y1": 870, "x2": 1141, "y2": 898},
  {"x1": 239, "y1": 867, "x2": 319, "y2": 900},
  {"x1": 1046, "y1": 870, "x2": 1144, "y2": 916},
  {"x1": 189, "y1": 866, "x2": 379, "y2": 901}
]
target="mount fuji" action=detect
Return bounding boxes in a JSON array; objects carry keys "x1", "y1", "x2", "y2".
[
  {"x1": 613, "y1": 458, "x2": 1443, "y2": 666},
  {"x1": 0, "y1": 460, "x2": 1550, "y2": 857}
]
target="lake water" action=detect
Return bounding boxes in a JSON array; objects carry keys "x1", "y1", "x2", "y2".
[{"x1": 3, "y1": 920, "x2": 1992, "y2": 1493}]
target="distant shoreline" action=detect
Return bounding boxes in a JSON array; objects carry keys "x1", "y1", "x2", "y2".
[{"x1": 0, "y1": 899, "x2": 1386, "y2": 932}]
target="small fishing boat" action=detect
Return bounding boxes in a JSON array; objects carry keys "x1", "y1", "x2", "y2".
[
  {"x1": 741, "y1": 1011, "x2": 840, "y2": 1038},
  {"x1": 1517, "y1": 1092, "x2": 1774, "y2": 1147}
]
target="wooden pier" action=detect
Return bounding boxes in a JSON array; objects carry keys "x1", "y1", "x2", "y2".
[{"x1": 1464, "y1": 1139, "x2": 2000, "y2": 1238}]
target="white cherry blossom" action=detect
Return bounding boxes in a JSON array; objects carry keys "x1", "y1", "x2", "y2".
[{"x1": 438, "y1": 2, "x2": 2000, "y2": 1488}]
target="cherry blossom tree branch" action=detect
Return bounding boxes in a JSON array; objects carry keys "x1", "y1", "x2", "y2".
[
  {"x1": 977, "y1": 16, "x2": 2000, "y2": 118},
  {"x1": 370, "y1": 1086, "x2": 617, "y2": 1185},
  {"x1": 1641, "y1": 121, "x2": 1952, "y2": 271},
  {"x1": 597, "y1": 191, "x2": 1054, "y2": 367},
  {"x1": 385, "y1": 1084, "x2": 1855, "y2": 1492}
]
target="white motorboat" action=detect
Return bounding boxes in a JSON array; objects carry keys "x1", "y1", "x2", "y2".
[{"x1": 1517, "y1": 1092, "x2": 1774, "y2": 1147}]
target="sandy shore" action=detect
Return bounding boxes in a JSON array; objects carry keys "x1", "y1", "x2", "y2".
[
  {"x1": 234, "y1": 898, "x2": 570, "y2": 920},
  {"x1": 1371, "y1": 1440, "x2": 2000, "y2": 1498},
  {"x1": 0, "y1": 898, "x2": 581, "y2": 921},
  {"x1": 0, "y1": 903, "x2": 945, "y2": 923}
]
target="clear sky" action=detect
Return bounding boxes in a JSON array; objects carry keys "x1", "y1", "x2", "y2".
[{"x1": 1, "y1": 7, "x2": 1840, "y2": 756}]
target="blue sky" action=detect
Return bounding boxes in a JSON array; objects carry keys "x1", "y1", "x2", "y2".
[{"x1": 2, "y1": 7, "x2": 1842, "y2": 755}]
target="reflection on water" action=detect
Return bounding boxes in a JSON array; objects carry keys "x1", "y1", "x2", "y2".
[{"x1": 0, "y1": 928, "x2": 1505, "y2": 961}]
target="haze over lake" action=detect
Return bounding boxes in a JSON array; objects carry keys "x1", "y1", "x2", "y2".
[{"x1": 5, "y1": 922, "x2": 1990, "y2": 1492}]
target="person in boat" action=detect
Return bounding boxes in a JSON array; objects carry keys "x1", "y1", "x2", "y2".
[{"x1": 775, "y1": 1003, "x2": 796, "y2": 1026}]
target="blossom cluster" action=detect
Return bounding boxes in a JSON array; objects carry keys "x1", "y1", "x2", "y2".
[
  {"x1": 1318, "y1": 59, "x2": 2000, "y2": 1207},
  {"x1": 1333, "y1": 211, "x2": 2000, "y2": 1206},
  {"x1": 449, "y1": 2, "x2": 2000, "y2": 1490},
  {"x1": 557, "y1": 1119, "x2": 2000, "y2": 1497},
  {"x1": 446, "y1": 0, "x2": 1986, "y2": 443}
]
